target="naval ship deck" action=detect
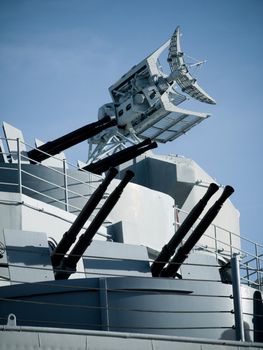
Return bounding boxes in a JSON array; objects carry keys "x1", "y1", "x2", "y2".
[{"x1": 0, "y1": 136, "x2": 262, "y2": 349}]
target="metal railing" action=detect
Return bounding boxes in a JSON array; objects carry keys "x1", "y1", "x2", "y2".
[
  {"x1": 1, "y1": 137, "x2": 262, "y2": 289},
  {"x1": 1, "y1": 138, "x2": 263, "y2": 343},
  {"x1": 174, "y1": 206, "x2": 263, "y2": 290},
  {"x1": 0, "y1": 137, "x2": 109, "y2": 219},
  {"x1": 0, "y1": 250, "x2": 262, "y2": 342}
]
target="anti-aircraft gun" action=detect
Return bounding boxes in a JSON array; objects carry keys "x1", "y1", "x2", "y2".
[
  {"x1": 27, "y1": 115, "x2": 156, "y2": 174},
  {"x1": 86, "y1": 26, "x2": 216, "y2": 167},
  {"x1": 25, "y1": 26, "x2": 216, "y2": 174},
  {"x1": 151, "y1": 182, "x2": 220, "y2": 277},
  {"x1": 52, "y1": 168, "x2": 135, "y2": 280},
  {"x1": 152, "y1": 184, "x2": 234, "y2": 278}
]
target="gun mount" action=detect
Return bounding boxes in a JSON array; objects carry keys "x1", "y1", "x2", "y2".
[
  {"x1": 1, "y1": 27, "x2": 216, "y2": 173},
  {"x1": 85, "y1": 26, "x2": 216, "y2": 166},
  {"x1": 55, "y1": 170, "x2": 134, "y2": 280},
  {"x1": 12, "y1": 27, "x2": 216, "y2": 170},
  {"x1": 51, "y1": 167, "x2": 118, "y2": 268},
  {"x1": 151, "y1": 183, "x2": 219, "y2": 277},
  {"x1": 160, "y1": 185, "x2": 235, "y2": 278}
]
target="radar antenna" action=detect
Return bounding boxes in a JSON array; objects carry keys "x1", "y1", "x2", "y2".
[{"x1": 167, "y1": 26, "x2": 216, "y2": 105}]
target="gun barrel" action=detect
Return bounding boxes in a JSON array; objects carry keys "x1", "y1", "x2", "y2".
[
  {"x1": 151, "y1": 183, "x2": 219, "y2": 277},
  {"x1": 51, "y1": 167, "x2": 118, "y2": 268},
  {"x1": 55, "y1": 170, "x2": 134, "y2": 280},
  {"x1": 28, "y1": 116, "x2": 116, "y2": 163},
  {"x1": 160, "y1": 185, "x2": 234, "y2": 278},
  {"x1": 84, "y1": 139, "x2": 157, "y2": 174}
]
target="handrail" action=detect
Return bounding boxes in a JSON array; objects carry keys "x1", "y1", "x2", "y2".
[
  {"x1": 0, "y1": 257, "x2": 259, "y2": 341},
  {"x1": 176, "y1": 206, "x2": 263, "y2": 249},
  {"x1": 0, "y1": 137, "x2": 108, "y2": 216},
  {"x1": 0, "y1": 136, "x2": 262, "y2": 288},
  {"x1": 174, "y1": 206, "x2": 263, "y2": 288}
]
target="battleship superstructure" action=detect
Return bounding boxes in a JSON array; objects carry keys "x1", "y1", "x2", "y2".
[{"x1": 0, "y1": 27, "x2": 262, "y2": 350}]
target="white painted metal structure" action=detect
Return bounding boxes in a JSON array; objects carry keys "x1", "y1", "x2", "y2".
[
  {"x1": 168, "y1": 26, "x2": 216, "y2": 105},
  {"x1": 86, "y1": 27, "x2": 215, "y2": 165}
]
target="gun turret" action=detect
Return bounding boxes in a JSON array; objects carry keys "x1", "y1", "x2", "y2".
[
  {"x1": 83, "y1": 138, "x2": 157, "y2": 174},
  {"x1": 28, "y1": 116, "x2": 116, "y2": 163},
  {"x1": 51, "y1": 167, "x2": 118, "y2": 268},
  {"x1": 151, "y1": 183, "x2": 219, "y2": 277},
  {"x1": 160, "y1": 185, "x2": 234, "y2": 278},
  {"x1": 55, "y1": 170, "x2": 135, "y2": 280}
]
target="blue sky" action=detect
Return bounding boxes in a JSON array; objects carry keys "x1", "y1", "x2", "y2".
[{"x1": 0, "y1": 0, "x2": 262, "y2": 244}]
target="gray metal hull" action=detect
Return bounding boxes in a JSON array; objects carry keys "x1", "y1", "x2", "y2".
[{"x1": 0, "y1": 276, "x2": 257, "y2": 342}]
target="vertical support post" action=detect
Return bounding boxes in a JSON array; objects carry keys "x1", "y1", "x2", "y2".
[
  {"x1": 99, "y1": 278, "x2": 110, "y2": 331},
  {"x1": 229, "y1": 230, "x2": 233, "y2": 256},
  {"x1": 245, "y1": 262, "x2": 250, "y2": 286},
  {"x1": 174, "y1": 203, "x2": 180, "y2": 232},
  {"x1": 63, "y1": 159, "x2": 69, "y2": 212},
  {"x1": 231, "y1": 253, "x2": 245, "y2": 341},
  {"x1": 17, "y1": 138, "x2": 22, "y2": 194},
  {"x1": 214, "y1": 225, "x2": 218, "y2": 260},
  {"x1": 255, "y1": 244, "x2": 260, "y2": 288}
]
